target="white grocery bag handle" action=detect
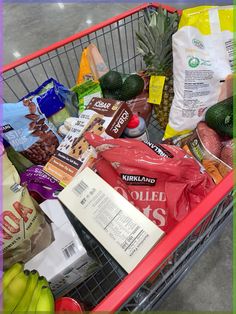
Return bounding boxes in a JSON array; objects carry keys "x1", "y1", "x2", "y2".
[
  {"x1": 209, "y1": 8, "x2": 221, "y2": 34},
  {"x1": 209, "y1": 5, "x2": 233, "y2": 34},
  {"x1": 209, "y1": 7, "x2": 231, "y2": 70}
]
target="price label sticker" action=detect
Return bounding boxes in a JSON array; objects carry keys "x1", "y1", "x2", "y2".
[{"x1": 148, "y1": 75, "x2": 166, "y2": 105}]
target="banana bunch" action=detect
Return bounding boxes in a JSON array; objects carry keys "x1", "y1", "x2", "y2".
[{"x1": 3, "y1": 262, "x2": 54, "y2": 313}]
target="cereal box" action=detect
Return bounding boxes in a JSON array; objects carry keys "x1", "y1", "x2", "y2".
[{"x1": 43, "y1": 97, "x2": 132, "y2": 186}]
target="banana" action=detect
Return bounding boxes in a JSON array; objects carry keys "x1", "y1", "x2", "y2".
[
  {"x1": 27, "y1": 276, "x2": 49, "y2": 313},
  {"x1": 35, "y1": 286, "x2": 54, "y2": 313},
  {"x1": 3, "y1": 269, "x2": 29, "y2": 312},
  {"x1": 13, "y1": 270, "x2": 39, "y2": 312},
  {"x1": 2, "y1": 262, "x2": 24, "y2": 291}
]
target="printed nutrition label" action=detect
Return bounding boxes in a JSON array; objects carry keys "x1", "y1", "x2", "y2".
[
  {"x1": 74, "y1": 184, "x2": 148, "y2": 257},
  {"x1": 225, "y1": 39, "x2": 234, "y2": 71},
  {"x1": 59, "y1": 167, "x2": 164, "y2": 273},
  {"x1": 182, "y1": 69, "x2": 215, "y2": 118}
]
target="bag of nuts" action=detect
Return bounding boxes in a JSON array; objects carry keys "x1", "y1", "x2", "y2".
[
  {"x1": 1, "y1": 98, "x2": 62, "y2": 165},
  {"x1": 1, "y1": 142, "x2": 54, "y2": 270}
]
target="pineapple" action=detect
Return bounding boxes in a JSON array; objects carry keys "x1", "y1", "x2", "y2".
[{"x1": 136, "y1": 7, "x2": 179, "y2": 129}]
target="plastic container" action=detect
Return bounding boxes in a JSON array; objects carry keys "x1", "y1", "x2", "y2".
[{"x1": 122, "y1": 114, "x2": 149, "y2": 141}]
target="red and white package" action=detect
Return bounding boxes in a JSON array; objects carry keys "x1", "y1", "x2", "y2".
[
  {"x1": 85, "y1": 133, "x2": 215, "y2": 233},
  {"x1": 220, "y1": 139, "x2": 233, "y2": 168}
]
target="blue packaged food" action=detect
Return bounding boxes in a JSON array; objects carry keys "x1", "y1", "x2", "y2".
[
  {"x1": 22, "y1": 78, "x2": 78, "y2": 119},
  {"x1": 2, "y1": 97, "x2": 62, "y2": 165}
]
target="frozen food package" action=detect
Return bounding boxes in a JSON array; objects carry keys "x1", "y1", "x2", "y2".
[
  {"x1": 1, "y1": 97, "x2": 62, "y2": 165},
  {"x1": 164, "y1": 5, "x2": 233, "y2": 139},
  {"x1": 1, "y1": 142, "x2": 54, "y2": 270},
  {"x1": 22, "y1": 78, "x2": 78, "y2": 129},
  {"x1": 85, "y1": 133, "x2": 215, "y2": 233}
]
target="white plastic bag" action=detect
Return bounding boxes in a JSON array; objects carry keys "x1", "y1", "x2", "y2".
[{"x1": 164, "y1": 5, "x2": 233, "y2": 139}]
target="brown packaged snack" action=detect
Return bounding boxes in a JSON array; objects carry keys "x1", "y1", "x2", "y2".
[
  {"x1": 1, "y1": 143, "x2": 54, "y2": 270},
  {"x1": 44, "y1": 97, "x2": 132, "y2": 186},
  {"x1": 126, "y1": 74, "x2": 152, "y2": 124}
]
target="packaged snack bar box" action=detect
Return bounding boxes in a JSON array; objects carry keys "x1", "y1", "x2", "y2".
[{"x1": 44, "y1": 97, "x2": 132, "y2": 186}]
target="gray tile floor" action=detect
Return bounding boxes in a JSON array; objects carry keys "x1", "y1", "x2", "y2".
[{"x1": 3, "y1": 2, "x2": 232, "y2": 312}]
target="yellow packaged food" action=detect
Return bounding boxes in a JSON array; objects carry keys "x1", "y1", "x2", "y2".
[{"x1": 77, "y1": 44, "x2": 109, "y2": 84}]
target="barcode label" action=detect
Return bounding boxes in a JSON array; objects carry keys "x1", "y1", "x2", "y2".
[
  {"x1": 225, "y1": 39, "x2": 235, "y2": 71},
  {"x1": 74, "y1": 180, "x2": 88, "y2": 196},
  {"x1": 10, "y1": 183, "x2": 22, "y2": 193},
  {"x1": 62, "y1": 242, "x2": 76, "y2": 259}
]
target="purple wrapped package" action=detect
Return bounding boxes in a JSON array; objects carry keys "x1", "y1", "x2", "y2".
[{"x1": 20, "y1": 166, "x2": 62, "y2": 203}]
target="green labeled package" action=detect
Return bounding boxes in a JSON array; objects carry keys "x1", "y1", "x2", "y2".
[{"x1": 72, "y1": 80, "x2": 102, "y2": 113}]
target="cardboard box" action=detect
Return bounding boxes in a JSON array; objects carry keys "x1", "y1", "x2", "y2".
[
  {"x1": 44, "y1": 97, "x2": 132, "y2": 186},
  {"x1": 25, "y1": 199, "x2": 98, "y2": 297},
  {"x1": 58, "y1": 167, "x2": 164, "y2": 273}
]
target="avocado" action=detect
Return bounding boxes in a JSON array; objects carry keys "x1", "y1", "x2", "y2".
[
  {"x1": 120, "y1": 73, "x2": 130, "y2": 83},
  {"x1": 103, "y1": 89, "x2": 121, "y2": 100},
  {"x1": 99, "y1": 71, "x2": 123, "y2": 91},
  {"x1": 205, "y1": 97, "x2": 233, "y2": 138},
  {"x1": 120, "y1": 74, "x2": 144, "y2": 101}
]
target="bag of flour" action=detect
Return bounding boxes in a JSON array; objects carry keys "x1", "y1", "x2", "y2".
[{"x1": 164, "y1": 5, "x2": 233, "y2": 139}]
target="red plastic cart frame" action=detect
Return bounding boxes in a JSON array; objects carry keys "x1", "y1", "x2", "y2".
[{"x1": 2, "y1": 3, "x2": 233, "y2": 312}]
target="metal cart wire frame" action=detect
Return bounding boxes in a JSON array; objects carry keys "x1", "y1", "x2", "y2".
[{"x1": 2, "y1": 3, "x2": 233, "y2": 312}]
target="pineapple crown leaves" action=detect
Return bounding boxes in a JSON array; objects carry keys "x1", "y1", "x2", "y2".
[{"x1": 136, "y1": 6, "x2": 180, "y2": 75}]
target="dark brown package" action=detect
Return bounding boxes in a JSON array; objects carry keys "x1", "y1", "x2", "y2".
[{"x1": 126, "y1": 74, "x2": 152, "y2": 124}]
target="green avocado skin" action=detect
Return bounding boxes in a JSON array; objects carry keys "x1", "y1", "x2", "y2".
[
  {"x1": 99, "y1": 71, "x2": 123, "y2": 91},
  {"x1": 102, "y1": 89, "x2": 121, "y2": 100},
  {"x1": 205, "y1": 97, "x2": 233, "y2": 138},
  {"x1": 100, "y1": 72, "x2": 145, "y2": 101},
  {"x1": 120, "y1": 74, "x2": 144, "y2": 101}
]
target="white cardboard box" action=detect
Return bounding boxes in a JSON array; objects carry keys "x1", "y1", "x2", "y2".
[
  {"x1": 25, "y1": 199, "x2": 97, "y2": 297},
  {"x1": 58, "y1": 167, "x2": 164, "y2": 273}
]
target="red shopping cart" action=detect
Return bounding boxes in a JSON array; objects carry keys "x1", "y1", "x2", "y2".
[{"x1": 2, "y1": 3, "x2": 234, "y2": 312}]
